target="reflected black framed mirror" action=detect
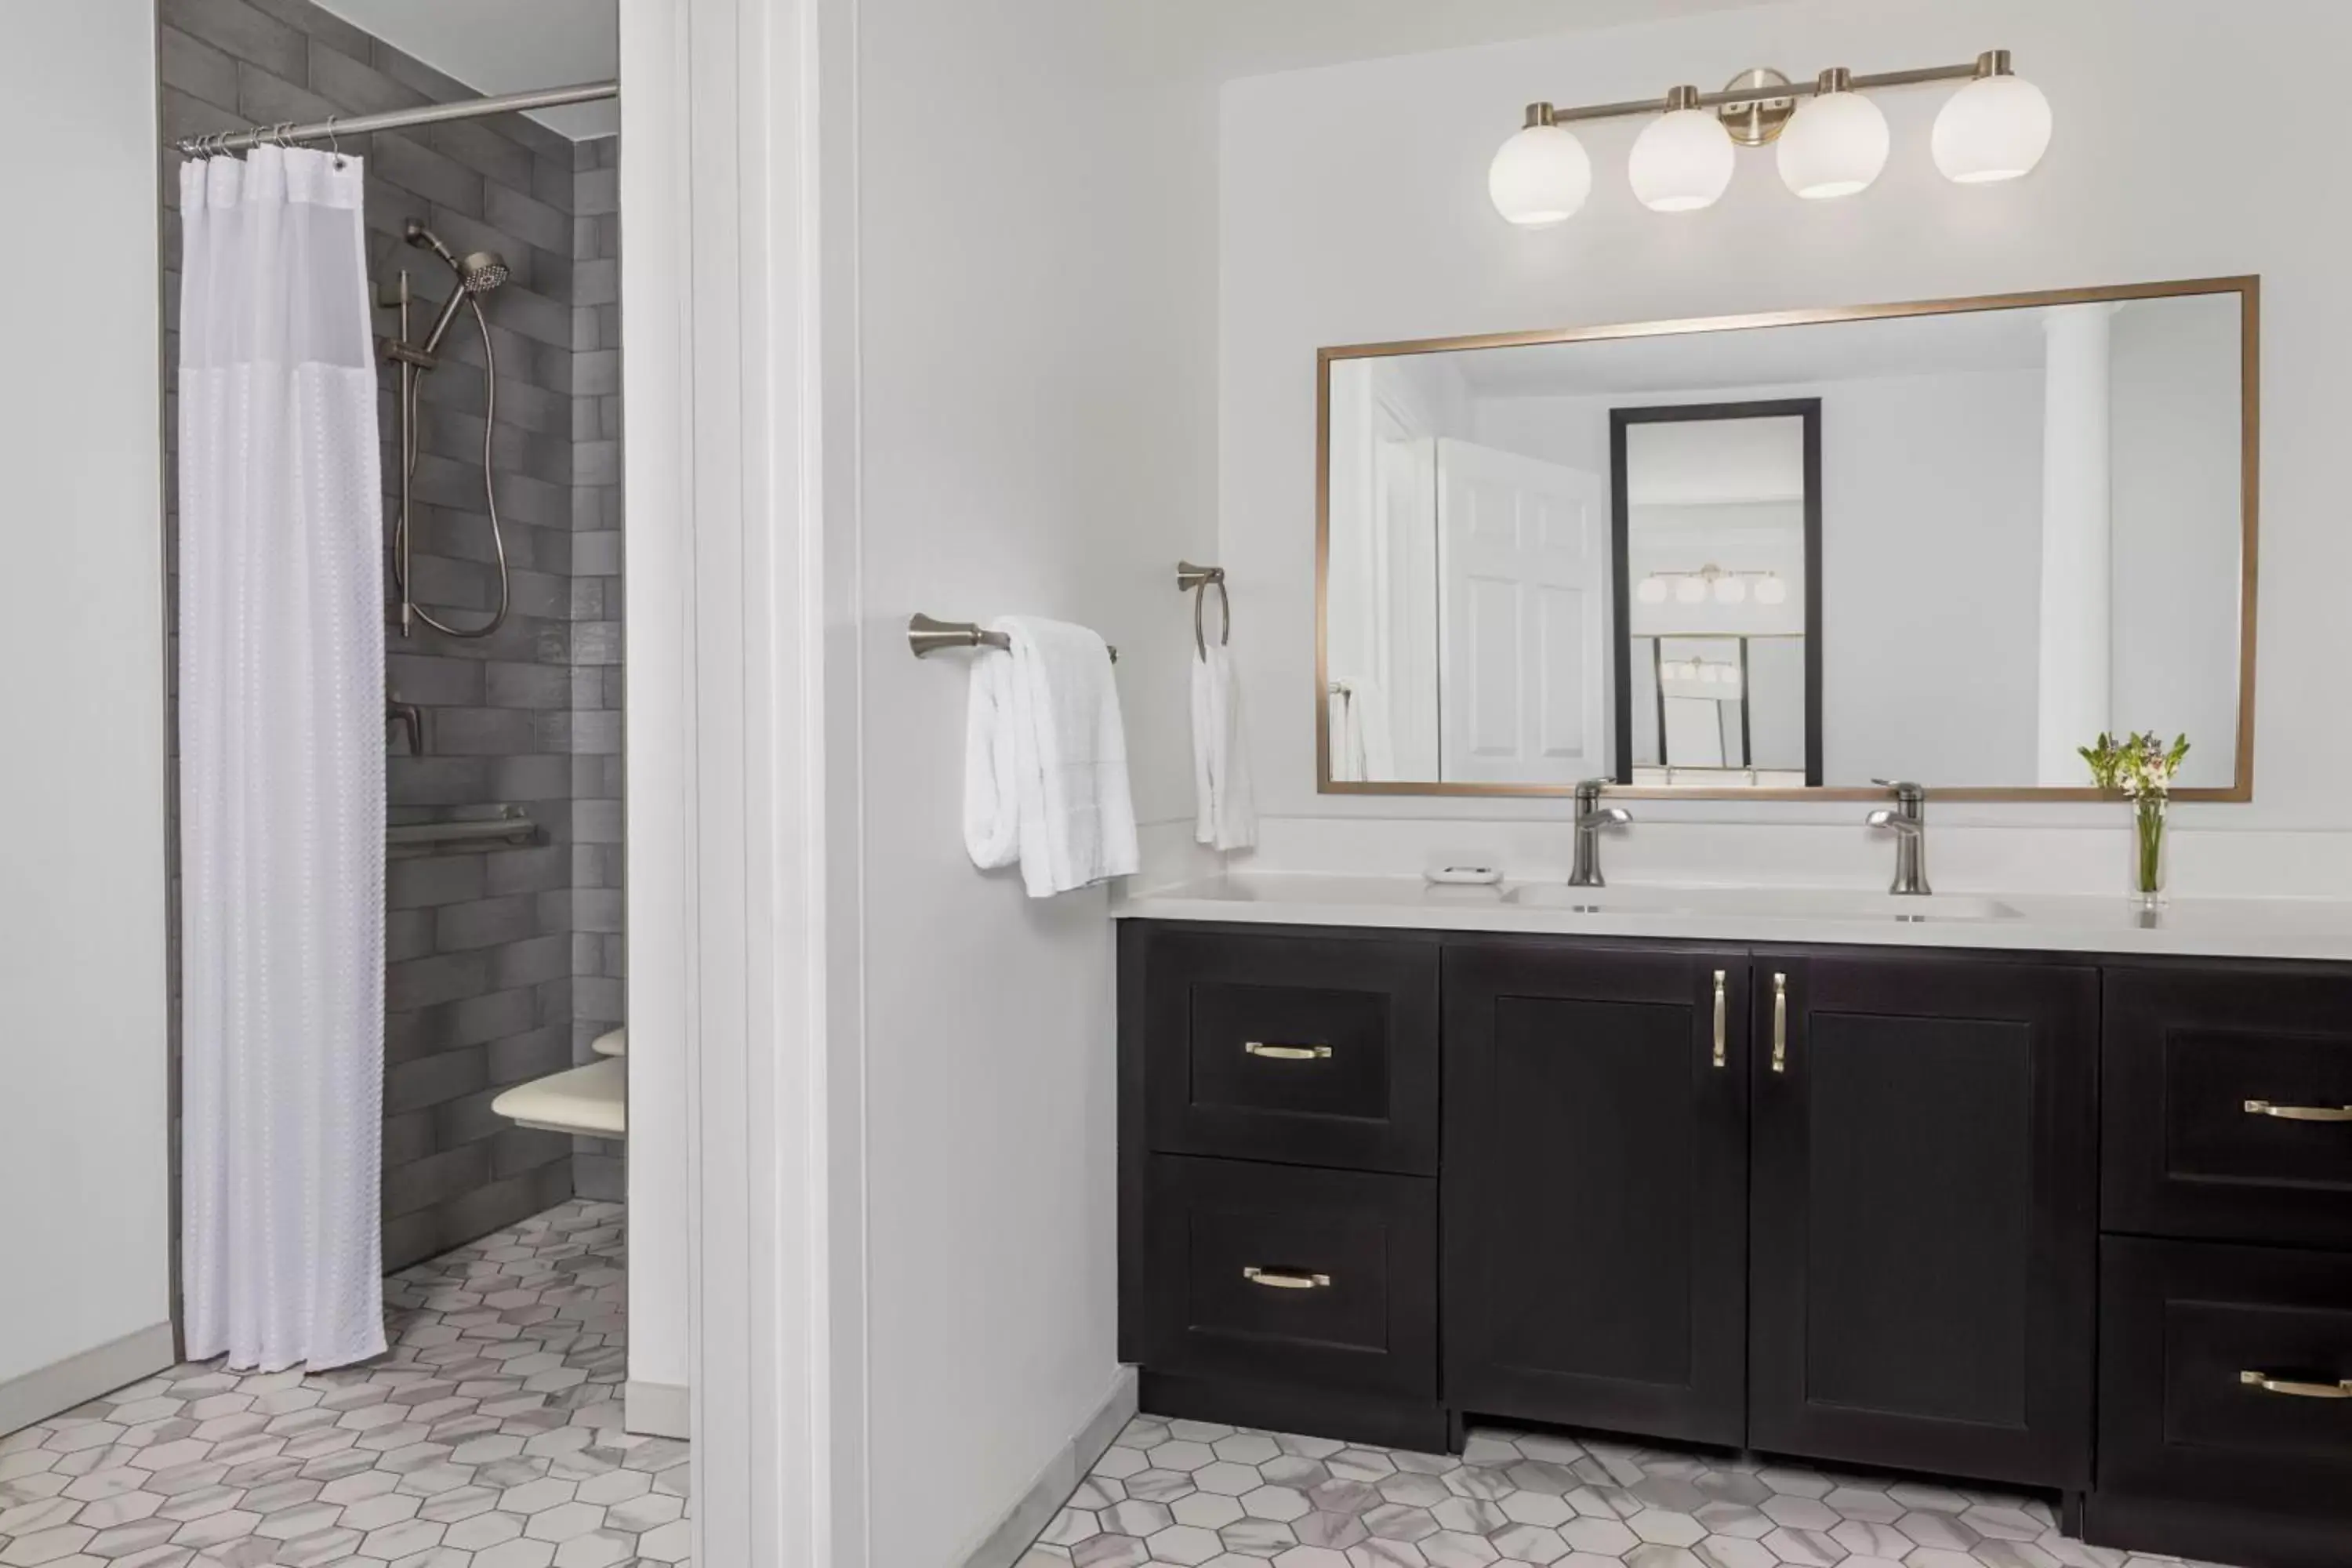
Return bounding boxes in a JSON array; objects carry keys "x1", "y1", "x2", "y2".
[{"x1": 1610, "y1": 400, "x2": 1823, "y2": 788}]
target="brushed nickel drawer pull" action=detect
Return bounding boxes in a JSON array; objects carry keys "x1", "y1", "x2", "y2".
[
  {"x1": 1244, "y1": 1042, "x2": 1333, "y2": 1061},
  {"x1": 1711, "y1": 971, "x2": 1727, "y2": 1069},
  {"x1": 2244, "y1": 1099, "x2": 2352, "y2": 1123},
  {"x1": 2241, "y1": 1370, "x2": 2352, "y2": 1399},
  {"x1": 1242, "y1": 1266, "x2": 1332, "y2": 1290},
  {"x1": 1771, "y1": 973, "x2": 1788, "y2": 1074}
]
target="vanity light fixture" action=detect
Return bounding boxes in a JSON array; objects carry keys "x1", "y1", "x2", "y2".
[
  {"x1": 1490, "y1": 49, "x2": 2047, "y2": 225},
  {"x1": 1628, "y1": 85, "x2": 1737, "y2": 212},
  {"x1": 1777, "y1": 67, "x2": 1889, "y2": 198}
]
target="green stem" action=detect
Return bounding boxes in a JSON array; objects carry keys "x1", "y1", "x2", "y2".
[{"x1": 2136, "y1": 800, "x2": 2166, "y2": 895}]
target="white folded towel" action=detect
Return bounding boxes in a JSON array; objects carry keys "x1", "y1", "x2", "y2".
[
  {"x1": 963, "y1": 616, "x2": 1139, "y2": 897},
  {"x1": 1192, "y1": 642, "x2": 1257, "y2": 851}
]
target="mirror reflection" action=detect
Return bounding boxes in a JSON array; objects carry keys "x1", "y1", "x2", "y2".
[{"x1": 1320, "y1": 283, "x2": 2251, "y2": 796}]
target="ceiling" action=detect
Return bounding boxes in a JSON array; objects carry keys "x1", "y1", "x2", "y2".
[
  {"x1": 308, "y1": 0, "x2": 1780, "y2": 140},
  {"x1": 314, "y1": 0, "x2": 619, "y2": 139},
  {"x1": 1178, "y1": 0, "x2": 1788, "y2": 78}
]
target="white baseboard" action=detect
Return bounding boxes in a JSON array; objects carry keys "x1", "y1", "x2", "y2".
[
  {"x1": 0, "y1": 1323, "x2": 176, "y2": 1438},
  {"x1": 623, "y1": 1378, "x2": 691, "y2": 1439},
  {"x1": 956, "y1": 1366, "x2": 1139, "y2": 1568}
]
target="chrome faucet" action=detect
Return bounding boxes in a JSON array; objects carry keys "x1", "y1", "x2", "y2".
[
  {"x1": 1569, "y1": 778, "x2": 1632, "y2": 888},
  {"x1": 1864, "y1": 778, "x2": 1931, "y2": 895}
]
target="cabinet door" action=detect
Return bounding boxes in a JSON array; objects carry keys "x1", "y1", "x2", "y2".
[
  {"x1": 1750, "y1": 954, "x2": 2097, "y2": 1489},
  {"x1": 1444, "y1": 940, "x2": 1749, "y2": 1446}
]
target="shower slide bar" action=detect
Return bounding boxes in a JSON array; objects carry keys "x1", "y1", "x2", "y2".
[{"x1": 170, "y1": 80, "x2": 619, "y2": 158}]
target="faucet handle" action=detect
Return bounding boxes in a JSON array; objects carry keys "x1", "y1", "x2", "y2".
[
  {"x1": 1871, "y1": 777, "x2": 1926, "y2": 803},
  {"x1": 1575, "y1": 776, "x2": 1610, "y2": 804}
]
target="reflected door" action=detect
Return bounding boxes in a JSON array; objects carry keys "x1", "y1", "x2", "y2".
[{"x1": 1436, "y1": 438, "x2": 1610, "y2": 784}]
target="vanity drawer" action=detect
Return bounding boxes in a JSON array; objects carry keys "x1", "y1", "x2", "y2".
[
  {"x1": 2098, "y1": 1236, "x2": 2352, "y2": 1521},
  {"x1": 2104, "y1": 968, "x2": 2352, "y2": 1248},
  {"x1": 1141, "y1": 1155, "x2": 1436, "y2": 1399},
  {"x1": 1141, "y1": 927, "x2": 1439, "y2": 1174}
]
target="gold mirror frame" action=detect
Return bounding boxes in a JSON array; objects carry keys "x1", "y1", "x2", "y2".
[{"x1": 1315, "y1": 275, "x2": 2260, "y2": 802}]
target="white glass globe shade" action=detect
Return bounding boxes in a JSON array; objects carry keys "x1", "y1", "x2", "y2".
[
  {"x1": 1777, "y1": 89, "x2": 1889, "y2": 199},
  {"x1": 1697, "y1": 663, "x2": 1720, "y2": 684},
  {"x1": 1933, "y1": 73, "x2": 2053, "y2": 183},
  {"x1": 1719, "y1": 666, "x2": 1741, "y2": 693},
  {"x1": 1637, "y1": 576, "x2": 1670, "y2": 604},
  {"x1": 1628, "y1": 108, "x2": 1736, "y2": 212},
  {"x1": 1489, "y1": 124, "x2": 1592, "y2": 226},
  {"x1": 1674, "y1": 575, "x2": 1708, "y2": 605},
  {"x1": 1712, "y1": 575, "x2": 1748, "y2": 605},
  {"x1": 1755, "y1": 574, "x2": 1789, "y2": 606}
]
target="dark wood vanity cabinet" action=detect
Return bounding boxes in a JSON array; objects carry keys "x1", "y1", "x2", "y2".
[
  {"x1": 1750, "y1": 955, "x2": 2097, "y2": 1489},
  {"x1": 1443, "y1": 942, "x2": 1751, "y2": 1447},
  {"x1": 2085, "y1": 966, "x2": 2352, "y2": 1566},
  {"x1": 1120, "y1": 922, "x2": 2352, "y2": 1568}
]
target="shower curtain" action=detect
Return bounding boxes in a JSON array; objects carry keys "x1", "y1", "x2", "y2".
[{"x1": 179, "y1": 147, "x2": 387, "y2": 1370}]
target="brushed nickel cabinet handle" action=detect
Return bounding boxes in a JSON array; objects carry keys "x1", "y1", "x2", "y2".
[
  {"x1": 1711, "y1": 971, "x2": 1727, "y2": 1069},
  {"x1": 1244, "y1": 1042, "x2": 1333, "y2": 1061},
  {"x1": 1242, "y1": 1267, "x2": 1331, "y2": 1290},
  {"x1": 1771, "y1": 973, "x2": 1788, "y2": 1074},
  {"x1": 2244, "y1": 1099, "x2": 2352, "y2": 1123},
  {"x1": 2241, "y1": 1370, "x2": 2352, "y2": 1399}
]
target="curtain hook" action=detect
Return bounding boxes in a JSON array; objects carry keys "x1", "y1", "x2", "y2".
[{"x1": 325, "y1": 114, "x2": 345, "y2": 167}]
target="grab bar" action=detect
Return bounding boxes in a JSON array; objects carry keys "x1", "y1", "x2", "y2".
[{"x1": 386, "y1": 809, "x2": 536, "y2": 851}]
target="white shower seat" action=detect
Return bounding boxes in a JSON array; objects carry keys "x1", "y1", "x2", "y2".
[
  {"x1": 591, "y1": 1026, "x2": 626, "y2": 1057},
  {"x1": 492, "y1": 1057, "x2": 626, "y2": 1138}
]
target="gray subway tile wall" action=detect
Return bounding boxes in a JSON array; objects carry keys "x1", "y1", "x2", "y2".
[
  {"x1": 159, "y1": 0, "x2": 626, "y2": 1268},
  {"x1": 569, "y1": 132, "x2": 626, "y2": 1203}
]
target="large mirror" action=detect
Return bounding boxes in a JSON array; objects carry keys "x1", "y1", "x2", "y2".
[{"x1": 1318, "y1": 278, "x2": 2257, "y2": 799}]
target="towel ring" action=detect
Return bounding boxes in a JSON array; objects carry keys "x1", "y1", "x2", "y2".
[{"x1": 1177, "y1": 561, "x2": 1229, "y2": 659}]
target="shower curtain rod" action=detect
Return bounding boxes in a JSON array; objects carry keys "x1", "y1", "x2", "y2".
[{"x1": 171, "y1": 80, "x2": 619, "y2": 158}]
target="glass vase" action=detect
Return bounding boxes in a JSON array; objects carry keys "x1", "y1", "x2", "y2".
[{"x1": 2132, "y1": 797, "x2": 2169, "y2": 908}]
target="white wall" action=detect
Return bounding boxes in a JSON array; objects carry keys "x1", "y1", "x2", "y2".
[
  {"x1": 1219, "y1": 0, "x2": 2339, "y2": 891},
  {"x1": 0, "y1": 2, "x2": 172, "y2": 1421},
  {"x1": 855, "y1": 2, "x2": 1219, "y2": 1562}
]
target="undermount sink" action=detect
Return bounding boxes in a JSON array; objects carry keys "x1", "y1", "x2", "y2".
[{"x1": 1505, "y1": 884, "x2": 2023, "y2": 923}]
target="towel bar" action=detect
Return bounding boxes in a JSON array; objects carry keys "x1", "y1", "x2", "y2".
[{"x1": 907, "y1": 612, "x2": 1117, "y2": 662}]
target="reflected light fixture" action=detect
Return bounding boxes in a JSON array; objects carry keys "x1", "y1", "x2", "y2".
[
  {"x1": 1488, "y1": 49, "x2": 2048, "y2": 225},
  {"x1": 1488, "y1": 104, "x2": 1592, "y2": 227},
  {"x1": 1777, "y1": 67, "x2": 1889, "y2": 198},
  {"x1": 1640, "y1": 565, "x2": 1778, "y2": 606},
  {"x1": 1628, "y1": 85, "x2": 1736, "y2": 212}
]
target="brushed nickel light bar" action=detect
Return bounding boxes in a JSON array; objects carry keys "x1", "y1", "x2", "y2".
[{"x1": 1490, "y1": 49, "x2": 2052, "y2": 222}]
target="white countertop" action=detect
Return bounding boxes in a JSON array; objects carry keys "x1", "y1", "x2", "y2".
[{"x1": 1116, "y1": 873, "x2": 2352, "y2": 962}]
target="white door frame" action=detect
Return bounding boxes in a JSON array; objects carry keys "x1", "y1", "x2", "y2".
[{"x1": 620, "y1": 0, "x2": 864, "y2": 1563}]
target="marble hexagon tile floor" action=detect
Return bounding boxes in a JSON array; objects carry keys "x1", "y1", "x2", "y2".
[
  {"x1": 1015, "y1": 1416, "x2": 2243, "y2": 1568},
  {"x1": 0, "y1": 1200, "x2": 689, "y2": 1568}
]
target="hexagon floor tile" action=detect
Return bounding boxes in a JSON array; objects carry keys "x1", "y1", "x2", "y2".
[
  {"x1": 0, "y1": 1201, "x2": 691, "y2": 1568},
  {"x1": 1018, "y1": 1417, "x2": 2254, "y2": 1568}
]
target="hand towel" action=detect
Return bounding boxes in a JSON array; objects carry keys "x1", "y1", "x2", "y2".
[
  {"x1": 1192, "y1": 642, "x2": 1258, "y2": 850},
  {"x1": 964, "y1": 616, "x2": 1138, "y2": 896}
]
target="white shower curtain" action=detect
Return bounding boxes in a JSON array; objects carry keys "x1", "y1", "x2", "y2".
[{"x1": 179, "y1": 147, "x2": 387, "y2": 1371}]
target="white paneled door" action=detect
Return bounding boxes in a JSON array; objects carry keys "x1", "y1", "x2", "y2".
[{"x1": 1436, "y1": 438, "x2": 1610, "y2": 785}]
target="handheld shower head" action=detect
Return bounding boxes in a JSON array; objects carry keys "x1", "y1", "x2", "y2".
[{"x1": 404, "y1": 222, "x2": 511, "y2": 356}]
